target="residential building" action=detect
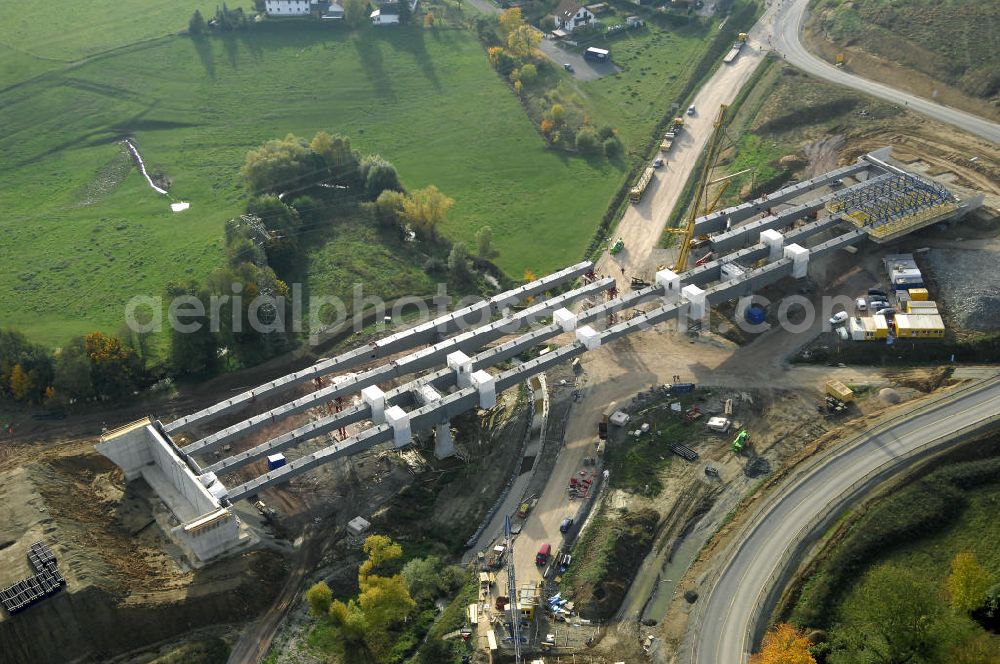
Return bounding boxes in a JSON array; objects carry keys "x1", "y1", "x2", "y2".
[
  {"x1": 553, "y1": 0, "x2": 594, "y2": 33},
  {"x1": 265, "y1": 0, "x2": 312, "y2": 16},
  {"x1": 371, "y1": 2, "x2": 400, "y2": 24}
]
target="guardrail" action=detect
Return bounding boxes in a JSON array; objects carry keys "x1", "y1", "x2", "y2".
[{"x1": 689, "y1": 373, "x2": 1000, "y2": 664}]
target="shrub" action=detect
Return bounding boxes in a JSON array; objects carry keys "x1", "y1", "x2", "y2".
[{"x1": 575, "y1": 127, "x2": 601, "y2": 154}]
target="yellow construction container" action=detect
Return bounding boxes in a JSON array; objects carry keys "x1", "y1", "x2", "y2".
[
  {"x1": 825, "y1": 380, "x2": 855, "y2": 402},
  {"x1": 908, "y1": 288, "x2": 929, "y2": 301},
  {"x1": 517, "y1": 582, "x2": 540, "y2": 619},
  {"x1": 906, "y1": 300, "x2": 938, "y2": 313},
  {"x1": 847, "y1": 315, "x2": 888, "y2": 341},
  {"x1": 895, "y1": 313, "x2": 944, "y2": 338}
]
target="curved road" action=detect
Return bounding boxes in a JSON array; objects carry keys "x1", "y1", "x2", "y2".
[
  {"x1": 693, "y1": 375, "x2": 1000, "y2": 664},
  {"x1": 771, "y1": 0, "x2": 1000, "y2": 144}
]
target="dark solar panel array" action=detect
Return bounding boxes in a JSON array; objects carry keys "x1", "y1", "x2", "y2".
[{"x1": 0, "y1": 541, "x2": 65, "y2": 615}]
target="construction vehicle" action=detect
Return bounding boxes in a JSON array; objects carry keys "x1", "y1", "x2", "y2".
[
  {"x1": 723, "y1": 40, "x2": 744, "y2": 64},
  {"x1": 835, "y1": 53, "x2": 845, "y2": 67},
  {"x1": 610, "y1": 237, "x2": 625, "y2": 254},
  {"x1": 660, "y1": 117, "x2": 685, "y2": 152},
  {"x1": 675, "y1": 105, "x2": 729, "y2": 272},
  {"x1": 630, "y1": 167, "x2": 656, "y2": 203},
  {"x1": 731, "y1": 430, "x2": 749, "y2": 453}
]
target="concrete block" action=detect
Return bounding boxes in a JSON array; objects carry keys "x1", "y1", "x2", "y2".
[
  {"x1": 760, "y1": 228, "x2": 784, "y2": 262},
  {"x1": 655, "y1": 269, "x2": 681, "y2": 298},
  {"x1": 576, "y1": 325, "x2": 601, "y2": 350},
  {"x1": 783, "y1": 243, "x2": 810, "y2": 278},
  {"x1": 553, "y1": 307, "x2": 578, "y2": 332},
  {"x1": 446, "y1": 351, "x2": 473, "y2": 388},
  {"x1": 471, "y1": 370, "x2": 497, "y2": 408},
  {"x1": 361, "y1": 385, "x2": 386, "y2": 422},
  {"x1": 417, "y1": 384, "x2": 442, "y2": 405},
  {"x1": 385, "y1": 405, "x2": 412, "y2": 448},
  {"x1": 682, "y1": 284, "x2": 707, "y2": 320}
]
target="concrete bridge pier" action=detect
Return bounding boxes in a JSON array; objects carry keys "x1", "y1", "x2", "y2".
[{"x1": 434, "y1": 420, "x2": 455, "y2": 459}]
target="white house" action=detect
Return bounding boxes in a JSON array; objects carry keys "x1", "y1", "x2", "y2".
[
  {"x1": 265, "y1": 0, "x2": 312, "y2": 16},
  {"x1": 371, "y1": 2, "x2": 400, "y2": 24},
  {"x1": 323, "y1": 2, "x2": 345, "y2": 18},
  {"x1": 553, "y1": 0, "x2": 594, "y2": 33}
]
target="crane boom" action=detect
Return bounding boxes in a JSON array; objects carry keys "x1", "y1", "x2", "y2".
[
  {"x1": 504, "y1": 515, "x2": 522, "y2": 663},
  {"x1": 674, "y1": 104, "x2": 729, "y2": 272}
]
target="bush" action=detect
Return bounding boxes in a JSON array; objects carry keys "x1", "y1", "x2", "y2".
[
  {"x1": 603, "y1": 135, "x2": 623, "y2": 158},
  {"x1": 575, "y1": 127, "x2": 602, "y2": 154}
]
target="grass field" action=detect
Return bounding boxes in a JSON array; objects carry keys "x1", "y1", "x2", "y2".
[
  {"x1": 0, "y1": 22, "x2": 624, "y2": 345},
  {"x1": 0, "y1": 0, "x2": 217, "y2": 88},
  {"x1": 576, "y1": 22, "x2": 717, "y2": 148}
]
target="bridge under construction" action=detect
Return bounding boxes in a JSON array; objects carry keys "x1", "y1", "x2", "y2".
[{"x1": 97, "y1": 147, "x2": 981, "y2": 562}]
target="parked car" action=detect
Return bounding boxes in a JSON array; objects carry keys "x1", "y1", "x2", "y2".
[
  {"x1": 687, "y1": 104, "x2": 697, "y2": 116},
  {"x1": 868, "y1": 288, "x2": 887, "y2": 297},
  {"x1": 876, "y1": 307, "x2": 896, "y2": 317},
  {"x1": 855, "y1": 297, "x2": 867, "y2": 311},
  {"x1": 829, "y1": 311, "x2": 849, "y2": 326},
  {"x1": 870, "y1": 299, "x2": 889, "y2": 311},
  {"x1": 560, "y1": 517, "x2": 574, "y2": 533},
  {"x1": 653, "y1": 157, "x2": 664, "y2": 168},
  {"x1": 563, "y1": 63, "x2": 574, "y2": 72}
]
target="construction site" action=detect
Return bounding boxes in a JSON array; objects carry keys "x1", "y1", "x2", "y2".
[
  {"x1": 2, "y1": 27, "x2": 999, "y2": 664},
  {"x1": 1, "y1": 138, "x2": 985, "y2": 664}
]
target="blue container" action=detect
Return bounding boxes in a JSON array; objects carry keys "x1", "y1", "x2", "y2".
[
  {"x1": 745, "y1": 303, "x2": 766, "y2": 325},
  {"x1": 266, "y1": 453, "x2": 287, "y2": 471}
]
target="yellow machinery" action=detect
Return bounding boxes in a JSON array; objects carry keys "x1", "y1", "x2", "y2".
[{"x1": 674, "y1": 104, "x2": 729, "y2": 272}]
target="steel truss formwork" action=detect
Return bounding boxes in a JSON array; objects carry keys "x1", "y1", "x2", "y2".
[{"x1": 826, "y1": 172, "x2": 959, "y2": 242}]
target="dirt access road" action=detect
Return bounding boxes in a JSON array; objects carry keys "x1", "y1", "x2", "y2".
[{"x1": 595, "y1": 13, "x2": 777, "y2": 289}]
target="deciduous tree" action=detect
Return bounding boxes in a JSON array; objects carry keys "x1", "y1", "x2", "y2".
[
  {"x1": 402, "y1": 185, "x2": 454, "y2": 238},
  {"x1": 360, "y1": 155, "x2": 403, "y2": 200},
  {"x1": 9, "y1": 364, "x2": 33, "y2": 402},
  {"x1": 946, "y1": 552, "x2": 994, "y2": 614},
  {"x1": 343, "y1": 0, "x2": 369, "y2": 27},
  {"x1": 476, "y1": 225, "x2": 497, "y2": 259},
  {"x1": 498, "y1": 7, "x2": 523, "y2": 36},
  {"x1": 829, "y1": 565, "x2": 947, "y2": 664},
  {"x1": 749, "y1": 623, "x2": 816, "y2": 664},
  {"x1": 507, "y1": 23, "x2": 541, "y2": 59},
  {"x1": 307, "y1": 581, "x2": 333, "y2": 616}
]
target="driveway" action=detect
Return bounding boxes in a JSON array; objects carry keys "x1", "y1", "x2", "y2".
[{"x1": 538, "y1": 36, "x2": 620, "y2": 81}]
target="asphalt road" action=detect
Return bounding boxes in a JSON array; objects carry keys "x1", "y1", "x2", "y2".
[
  {"x1": 693, "y1": 375, "x2": 1000, "y2": 664},
  {"x1": 770, "y1": 0, "x2": 1000, "y2": 144}
]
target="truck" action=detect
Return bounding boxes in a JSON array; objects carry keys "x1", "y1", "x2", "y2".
[
  {"x1": 723, "y1": 32, "x2": 748, "y2": 64},
  {"x1": 661, "y1": 117, "x2": 685, "y2": 152},
  {"x1": 630, "y1": 166, "x2": 655, "y2": 202}
]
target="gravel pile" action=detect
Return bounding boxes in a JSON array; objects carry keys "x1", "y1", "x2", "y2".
[{"x1": 925, "y1": 247, "x2": 1000, "y2": 332}]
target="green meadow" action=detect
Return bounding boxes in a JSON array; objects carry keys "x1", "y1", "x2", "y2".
[{"x1": 0, "y1": 23, "x2": 623, "y2": 345}]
